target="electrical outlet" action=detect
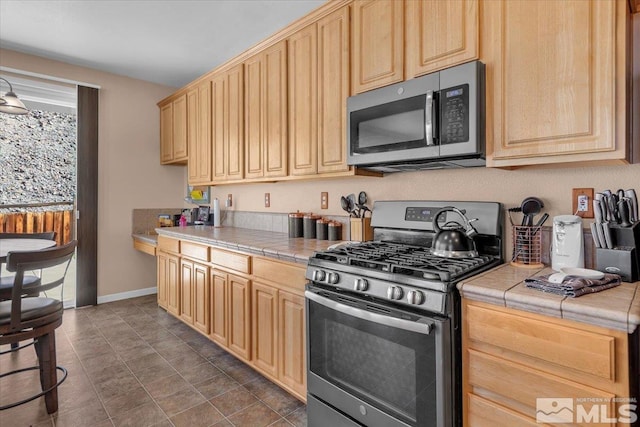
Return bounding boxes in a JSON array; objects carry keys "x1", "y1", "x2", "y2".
[
  {"x1": 572, "y1": 188, "x2": 594, "y2": 218},
  {"x1": 226, "y1": 194, "x2": 233, "y2": 208},
  {"x1": 321, "y1": 192, "x2": 328, "y2": 209},
  {"x1": 264, "y1": 193, "x2": 270, "y2": 208}
]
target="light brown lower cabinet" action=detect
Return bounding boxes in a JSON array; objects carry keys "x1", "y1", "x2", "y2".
[
  {"x1": 209, "y1": 268, "x2": 252, "y2": 361},
  {"x1": 157, "y1": 242, "x2": 307, "y2": 402},
  {"x1": 463, "y1": 299, "x2": 630, "y2": 427}
]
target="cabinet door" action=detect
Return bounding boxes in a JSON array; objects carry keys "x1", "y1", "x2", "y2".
[
  {"x1": 160, "y1": 103, "x2": 173, "y2": 163},
  {"x1": 187, "y1": 88, "x2": 199, "y2": 182},
  {"x1": 167, "y1": 253, "x2": 180, "y2": 316},
  {"x1": 226, "y1": 64, "x2": 244, "y2": 181},
  {"x1": 193, "y1": 262, "x2": 209, "y2": 334},
  {"x1": 288, "y1": 24, "x2": 318, "y2": 176},
  {"x1": 195, "y1": 81, "x2": 211, "y2": 183},
  {"x1": 352, "y1": 0, "x2": 404, "y2": 94},
  {"x1": 180, "y1": 259, "x2": 194, "y2": 324},
  {"x1": 263, "y1": 41, "x2": 288, "y2": 178},
  {"x1": 405, "y1": 0, "x2": 478, "y2": 78},
  {"x1": 252, "y1": 282, "x2": 278, "y2": 377},
  {"x1": 244, "y1": 54, "x2": 264, "y2": 179},
  {"x1": 212, "y1": 73, "x2": 227, "y2": 181},
  {"x1": 228, "y1": 274, "x2": 251, "y2": 360},
  {"x1": 209, "y1": 269, "x2": 228, "y2": 346},
  {"x1": 317, "y1": 6, "x2": 350, "y2": 173},
  {"x1": 156, "y1": 251, "x2": 168, "y2": 309},
  {"x1": 278, "y1": 290, "x2": 306, "y2": 398},
  {"x1": 172, "y1": 93, "x2": 188, "y2": 160},
  {"x1": 483, "y1": 0, "x2": 621, "y2": 166}
]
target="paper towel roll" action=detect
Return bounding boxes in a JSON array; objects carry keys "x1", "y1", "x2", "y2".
[{"x1": 213, "y1": 198, "x2": 221, "y2": 227}]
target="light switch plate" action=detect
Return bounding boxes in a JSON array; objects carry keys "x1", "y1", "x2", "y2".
[
  {"x1": 265, "y1": 193, "x2": 270, "y2": 208},
  {"x1": 321, "y1": 192, "x2": 328, "y2": 209}
]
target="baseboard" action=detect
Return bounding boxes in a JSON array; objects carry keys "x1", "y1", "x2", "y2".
[{"x1": 97, "y1": 286, "x2": 157, "y2": 304}]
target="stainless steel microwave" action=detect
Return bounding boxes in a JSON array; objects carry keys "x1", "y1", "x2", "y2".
[{"x1": 347, "y1": 61, "x2": 485, "y2": 172}]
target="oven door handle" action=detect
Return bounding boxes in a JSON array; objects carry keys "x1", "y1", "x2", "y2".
[{"x1": 306, "y1": 291, "x2": 434, "y2": 335}]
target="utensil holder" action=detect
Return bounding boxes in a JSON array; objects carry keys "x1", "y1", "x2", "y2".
[
  {"x1": 350, "y1": 218, "x2": 373, "y2": 242},
  {"x1": 511, "y1": 225, "x2": 543, "y2": 268},
  {"x1": 596, "y1": 247, "x2": 638, "y2": 282}
]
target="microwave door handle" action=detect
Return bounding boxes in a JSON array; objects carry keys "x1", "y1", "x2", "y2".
[
  {"x1": 305, "y1": 291, "x2": 434, "y2": 335},
  {"x1": 425, "y1": 90, "x2": 435, "y2": 146}
]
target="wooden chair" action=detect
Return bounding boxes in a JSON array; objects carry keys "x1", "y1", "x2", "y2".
[
  {"x1": 0, "y1": 240, "x2": 76, "y2": 414},
  {"x1": 0, "y1": 232, "x2": 57, "y2": 301}
]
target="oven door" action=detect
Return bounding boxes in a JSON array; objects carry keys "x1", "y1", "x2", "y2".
[{"x1": 306, "y1": 285, "x2": 454, "y2": 427}]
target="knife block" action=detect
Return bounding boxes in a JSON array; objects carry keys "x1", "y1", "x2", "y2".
[
  {"x1": 595, "y1": 221, "x2": 640, "y2": 282},
  {"x1": 350, "y1": 218, "x2": 373, "y2": 242}
]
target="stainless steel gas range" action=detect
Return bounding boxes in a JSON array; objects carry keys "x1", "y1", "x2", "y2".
[{"x1": 305, "y1": 200, "x2": 503, "y2": 427}]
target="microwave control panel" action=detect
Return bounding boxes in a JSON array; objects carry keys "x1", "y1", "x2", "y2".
[{"x1": 439, "y1": 84, "x2": 469, "y2": 145}]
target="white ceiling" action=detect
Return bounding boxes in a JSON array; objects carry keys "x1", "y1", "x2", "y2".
[{"x1": 0, "y1": 0, "x2": 326, "y2": 88}]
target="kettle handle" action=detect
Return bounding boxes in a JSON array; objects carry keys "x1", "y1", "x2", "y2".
[{"x1": 433, "y1": 207, "x2": 478, "y2": 238}]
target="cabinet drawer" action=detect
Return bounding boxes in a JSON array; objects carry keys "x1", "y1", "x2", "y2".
[
  {"x1": 181, "y1": 240, "x2": 209, "y2": 262},
  {"x1": 211, "y1": 248, "x2": 250, "y2": 274},
  {"x1": 467, "y1": 393, "x2": 541, "y2": 427},
  {"x1": 468, "y1": 349, "x2": 615, "y2": 425},
  {"x1": 133, "y1": 239, "x2": 156, "y2": 256},
  {"x1": 466, "y1": 304, "x2": 615, "y2": 381},
  {"x1": 157, "y1": 235, "x2": 180, "y2": 254},
  {"x1": 253, "y1": 257, "x2": 306, "y2": 293}
]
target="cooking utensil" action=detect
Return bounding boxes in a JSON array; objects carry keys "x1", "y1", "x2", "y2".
[
  {"x1": 520, "y1": 196, "x2": 544, "y2": 226},
  {"x1": 431, "y1": 207, "x2": 479, "y2": 258},
  {"x1": 340, "y1": 196, "x2": 350, "y2": 215},
  {"x1": 625, "y1": 189, "x2": 638, "y2": 222},
  {"x1": 356, "y1": 191, "x2": 370, "y2": 218},
  {"x1": 347, "y1": 194, "x2": 358, "y2": 218},
  {"x1": 548, "y1": 267, "x2": 604, "y2": 284}
]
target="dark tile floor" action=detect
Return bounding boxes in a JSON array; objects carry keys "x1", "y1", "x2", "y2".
[{"x1": 0, "y1": 295, "x2": 307, "y2": 427}]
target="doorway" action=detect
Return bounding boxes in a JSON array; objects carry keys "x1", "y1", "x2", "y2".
[{"x1": 0, "y1": 73, "x2": 78, "y2": 307}]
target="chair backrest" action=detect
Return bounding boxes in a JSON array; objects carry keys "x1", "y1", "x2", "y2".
[
  {"x1": 0, "y1": 232, "x2": 57, "y2": 241},
  {"x1": 4, "y1": 240, "x2": 76, "y2": 331},
  {"x1": 6, "y1": 240, "x2": 76, "y2": 297}
]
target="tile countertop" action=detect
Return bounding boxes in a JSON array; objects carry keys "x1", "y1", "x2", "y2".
[
  {"x1": 458, "y1": 264, "x2": 640, "y2": 333},
  {"x1": 140, "y1": 226, "x2": 343, "y2": 264}
]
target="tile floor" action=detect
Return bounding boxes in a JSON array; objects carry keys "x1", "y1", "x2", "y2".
[{"x1": 0, "y1": 295, "x2": 307, "y2": 427}]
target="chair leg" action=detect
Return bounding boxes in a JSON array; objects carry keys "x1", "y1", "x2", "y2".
[{"x1": 35, "y1": 332, "x2": 59, "y2": 414}]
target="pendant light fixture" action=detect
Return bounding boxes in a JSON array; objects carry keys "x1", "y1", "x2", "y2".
[{"x1": 0, "y1": 77, "x2": 28, "y2": 115}]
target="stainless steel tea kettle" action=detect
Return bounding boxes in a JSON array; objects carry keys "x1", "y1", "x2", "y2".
[{"x1": 432, "y1": 207, "x2": 479, "y2": 258}]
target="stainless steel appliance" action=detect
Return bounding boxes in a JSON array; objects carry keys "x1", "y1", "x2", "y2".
[
  {"x1": 347, "y1": 61, "x2": 485, "y2": 172},
  {"x1": 305, "y1": 200, "x2": 503, "y2": 427}
]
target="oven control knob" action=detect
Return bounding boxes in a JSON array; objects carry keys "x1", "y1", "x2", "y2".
[
  {"x1": 327, "y1": 272, "x2": 340, "y2": 284},
  {"x1": 407, "y1": 290, "x2": 425, "y2": 305},
  {"x1": 354, "y1": 278, "x2": 369, "y2": 291},
  {"x1": 387, "y1": 286, "x2": 404, "y2": 300},
  {"x1": 312, "y1": 270, "x2": 326, "y2": 282}
]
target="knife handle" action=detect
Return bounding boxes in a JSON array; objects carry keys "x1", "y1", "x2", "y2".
[
  {"x1": 618, "y1": 200, "x2": 631, "y2": 227},
  {"x1": 625, "y1": 189, "x2": 638, "y2": 223},
  {"x1": 593, "y1": 199, "x2": 603, "y2": 223},
  {"x1": 590, "y1": 222, "x2": 602, "y2": 248}
]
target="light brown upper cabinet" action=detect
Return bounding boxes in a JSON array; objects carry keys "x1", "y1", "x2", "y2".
[
  {"x1": 352, "y1": 0, "x2": 404, "y2": 94},
  {"x1": 160, "y1": 93, "x2": 188, "y2": 164},
  {"x1": 288, "y1": 24, "x2": 318, "y2": 176},
  {"x1": 483, "y1": 0, "x2": 633, "y2": 167},
  {"x1": 405, "y1": 0, "x2": 479, "y2": 78},
  {"x1": 187, "y1": 81, "x2": 212, "y2": 184},
  {"x1": 317, "y1": 6, "x2": 351, "y2": 173},
  {"x1": 245, "y1": 41, "x2": 288, "y2": 180},
  {"x1": 212, "y1": 65, "x2": 244, "y2": 183}
]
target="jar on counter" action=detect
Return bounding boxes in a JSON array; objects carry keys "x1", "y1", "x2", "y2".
[
  {"x1": 303, "y1": 213, "x2": 321, "y2": 239},
  {"x1": 316, "y1": 218, "x2": 331, "y2": 240},
  {"x1": 288, "y1": 211, "x2": 304, "y2": 238},
  {"x1": 328, "y1": 221, "x2": 343, "y2": 241}
]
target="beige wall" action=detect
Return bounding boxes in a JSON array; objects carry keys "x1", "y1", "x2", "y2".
[{"x1": 1, "y1": 49, "x2": 185, "y2": 299}]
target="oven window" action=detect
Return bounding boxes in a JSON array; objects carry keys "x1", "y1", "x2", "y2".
[
  {"x1": 308, "y1": 297, "x2": 440, "y2": 426},
  {"x1": 351, "y1": 95, "x2": 427, "y2": 154}
]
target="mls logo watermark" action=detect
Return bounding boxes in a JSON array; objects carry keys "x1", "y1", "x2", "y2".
[{"x1": 536, "y1": 397, "x2": 638, "y2": 424}]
